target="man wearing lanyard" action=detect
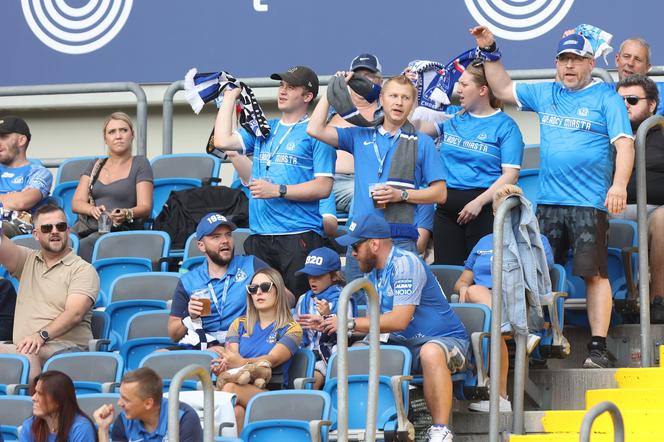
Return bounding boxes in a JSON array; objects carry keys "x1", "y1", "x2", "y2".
[
  {"x1": 214, "y1": 66, "x2": 336, "y2": 296},
  {"x1": 307, "y1": 74, "x2": 446, "y2": 288},
  {"x1": 323, "y1": 214, "x2": 469, "y2": 442},
  {"x1": 167, "y1": 213, "x2": 271, "y2": 351}
]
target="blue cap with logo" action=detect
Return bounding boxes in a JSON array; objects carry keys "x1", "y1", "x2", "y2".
[
  {"x1": 296, "y1": 247, "x2": 341, "y2": 276},
  {"x1": 350, "y1": 53, "x2": 382, "y2": 73},
  {"x1": 196, "y1": 212, "x2": 237, "y2": 240},
  {"x1": 556, "y1": 34, "x2": 594, "y2": 58},
  {"x1": 336, "y1": 213, "x2": 391, "y2": 247}
]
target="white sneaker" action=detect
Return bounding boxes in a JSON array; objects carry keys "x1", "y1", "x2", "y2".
[
  {"x1": 468, "y1": 396, "x2": 512, "y2": 413},
  {"x1": 427, "y1": 425, "x2": 454, "y2": 442}
]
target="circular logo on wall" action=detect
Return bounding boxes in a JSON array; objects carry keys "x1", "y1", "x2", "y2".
[
  {"x1": 21, "y1": 0, "x2": 133, "y2": 54},
  {"x1": 464, "y1": 0, "x2": 575, "y2": 41}
]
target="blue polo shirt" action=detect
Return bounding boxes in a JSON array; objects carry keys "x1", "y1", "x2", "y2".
[
  {"x1": 170, "y1": 255, "x2": 268, "y2": 334},
  {"x1": 239, "y1": 119, "x2": 336, "y2": 235},
  {"x1": 336, "y1": 126, "x2": 444, "y2": 237},
  {"x1": 436, "y1": 110, "x2": 524, "y2": 190},
  {"x1": 367, "y1": 246, "x2": 467, "y2": 341},
  {"x1": 465, "y1": 233, "x2": 555, "y2": 288},
  {"x1": 20, "y1": 414, "x2": 95, "y2": 441},
  {"x1": 111, "y1": 399, "x2": 202, "y2": 441},
  {"x1": 0, "y1": 162, "x2": 52, "y2": 212},
  {"x1": 514, "y1": 81, "x2": 633, "y2": 210},
  {"x1": 295, "y1": 284, "x2": 357, "y2": 349},
  {"x1": 415, "y1": 203, "x2": 434, "y2": 232}
]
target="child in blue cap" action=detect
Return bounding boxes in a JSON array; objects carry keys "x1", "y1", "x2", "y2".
[{"x1": 294, "y1": 247, "x2": 356, "y2": 389}]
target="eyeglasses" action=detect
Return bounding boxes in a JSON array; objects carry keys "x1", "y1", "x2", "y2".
[
  {"x1": 351, "y1": 239, "x2": 369, "y2": 253},
  {"x1": 39, "y1": 222, "x2": 68, "y2": 234},
  {"x1": 246, "y1": 282, "x2": 274, "y2": 295},
  {"x1": 622, "y1": 95, "x2": 648, "y2": 106}
]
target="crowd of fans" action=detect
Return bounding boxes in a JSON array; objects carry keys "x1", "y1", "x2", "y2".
[{"x1": 1, "y1": 24, "x2": 663, "y2": 442}]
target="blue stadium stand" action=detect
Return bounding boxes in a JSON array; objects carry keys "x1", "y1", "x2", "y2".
[
  {"x1": 0, "y1": 355, "x2": 29, "y2": 396},
  {"x1": 42, "y1": 352, "x2": 123, "y2": 394},
  {"x1": 0, "y1": 396, "x2": 33, "y2": 440}
]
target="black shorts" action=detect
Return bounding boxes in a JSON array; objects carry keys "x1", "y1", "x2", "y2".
[{"x1": 536, "y1": 205, "x2": 608, "y2": 278}]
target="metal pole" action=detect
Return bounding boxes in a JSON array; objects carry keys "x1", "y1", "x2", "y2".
[
  {"x1": 168, "y1": 364, "x2": 215, "y2": 441},
  {"x1": 579, "y1": 401, "x2": 625, "y2": 442},
  {"x1": 505, "y1": 68, "x2": 613, "y2": 83},
  {"x1": 489, "y1": 195, "x2": 521, "y2": 442},
  {"x1": 634, "y1": 115, "x2": 664, "y2": 366},
  {"x1": 0, "y1": 82, "x2": 148, "y2": 156},
  {"x1": 336, "y1": 277, "x2": 381, "y2": 442},
  {"x1": 512, "y1": 333, "x2": 527, "y2": 434}
]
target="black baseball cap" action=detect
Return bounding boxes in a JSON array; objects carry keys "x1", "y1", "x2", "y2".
[
  {"x1": 350, "y1": 53, "x2": 382, "y2": 73},
  {"x1": 270, "y1": 66, "x2": 319, "y2": 98},
  {"x1": 0, "y1": 116, "x2": 31, "y2": 140}
]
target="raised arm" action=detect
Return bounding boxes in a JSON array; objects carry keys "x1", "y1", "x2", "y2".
[
  {"x1": 307, "y1": 93, "x2": 339, "y2": 147},
  {"x1": 214, "y1": 87, "x2": 244, "y2": 151},
  {"x1": 469, "y1": 26, "x2": 517, "y2": 105}
]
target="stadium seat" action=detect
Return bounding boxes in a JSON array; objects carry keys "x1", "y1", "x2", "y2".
[
  {"x1": 0, "y1": 396, "x2": 33, "y2": 440},
  {"x1": 0, "y1": 355, "x2": 29, "y2": 395},
  {"x1": 51, "y1": 181, "x2": 79, "y2": 225},
  {"x1": 93, "y1": 257, "x2": 153, "y2": 307},
  {"x1": 232, "y1": 228, "x2": 251, "y2": 256},
  {"x1": 109, "y1": 272, "x2": 181, "y2": 304},
  {"x1": 536, "y1": 264, "x2": 570, "y2": 359},
  {"x1": 150, "y1": 153, "x2": 221, "y2": 183},
  {"x1": 429, "y1": 264, "x2": 465, "y2": 301},
  {"x1": 269, "y1": 348, "x2": 315, "y2": 390},
  {"x1": 119, "y1": 337, "x2": 175, "y2": 373},
  {"x1": 90, "y1": 309, "x2": 111, "y2": 352},
  {"x1": 521, "y1": 145, "x2": 540, "y2": 170},
  {"x1": 105, "y1": 300, "x2": 168, "y2": 349},
  {"x1": 240, "y1": 390, "x2": 332, "y2": 442},
  {"x1": 139, "y1": 350, "x2": 217, "y2": 391},
  {"x1": 91, "y1": 230, "x2": 171, "y2": 272},
  {"x1": 77, "y1": 393, "x2": 121, "y2": 422},
  {"x1": 12, "y1": 233, "x2": 79, "y2": 255},
  {"x1": 517, "y1": 168, "x2": 539, "y2": 210},
  {"x1": 152, "y1": 177, "x2": 203, "y2": 219},
  {"x1": 42, "y1": 352, "x2": 123, "y2": 394},
  {"x1": 55, "y1": 156, "x2": 103, "y2": 185},
  {"x1": 180, "y1": 255, "x2": 206, "y2": 272},
  {"x1": 325, "y1": 345, "x2": 412, "y2": 438},
  {"x1": 123, "y1": 310, "x2": 171, "y2": 342}
]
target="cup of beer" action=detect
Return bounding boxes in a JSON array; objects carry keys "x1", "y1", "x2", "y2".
[
  {"x1": 192, "y1": 288, "x2": 212, "y2": 317},
  {"x1": 369, "y1": 183, "x2": 387, "y2": 209}
]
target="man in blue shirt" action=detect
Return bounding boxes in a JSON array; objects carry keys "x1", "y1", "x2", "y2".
[
  {"x1": 213, "y1": 66, "x2": 336, "y2": 296},
  {"x1": 471, "y1": 26, "x2": 635, "y2": 369},
  {"x1": 168, "y1": 212, "x2": 270, "y2": 350},
  {"x1": 93, "y1": 367, "x2": 202, "y2": 442},
  {"x1": 0, "y1": 116, "x2": 53, "y2": 237},
  {"x1": 324, "y1": 214, "x2": 469, "y2": 442}
]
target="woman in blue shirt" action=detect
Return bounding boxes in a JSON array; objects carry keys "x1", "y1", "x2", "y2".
[
  {"x1": 20, "y1": 370, "x2": 97, "y2": 442},
  {"x1": 453, "y1": 185, "x2": 553, "y2": 413},
  {"x1": 212, "y1": 267, "x2": 302, "y2": 434},
  {"x1": 416, "y1": 63, "x2": 525, "y2": 265}
]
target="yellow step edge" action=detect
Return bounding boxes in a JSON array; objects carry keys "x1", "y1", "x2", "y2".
[
  {"x1": 586, "y1": 388, "x2": 664, "y2": 410},
  {"x1": 660, "y1": 344, "x2": 664, "y2": 367},
  {"x1": 511, "y1": 433, "x2": 664, "y2": 442},
  {"x1": 615, "y1": 367, "x2": 664, "y2": 389},
  {"x1": 542, "y1": 409, "x2": 664, "y2": 433}
]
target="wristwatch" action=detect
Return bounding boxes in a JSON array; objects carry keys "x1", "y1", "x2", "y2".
[
  {"x1": 347, "y1": 318, "x2": 356, "y2": 333},
  {"x1": 38, "y1": 329, "x2": 50, "y2": 342},
  {"x1": 400, "y1": 189, "x2": 409, "y2": 202},
  {"x1": 278, "y1": 184, "x2": 287, "y2": 198}
]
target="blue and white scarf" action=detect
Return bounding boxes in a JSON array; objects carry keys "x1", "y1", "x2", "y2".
[{"x1": 574, "y1": 24, "x2": 613, "y2": 64}]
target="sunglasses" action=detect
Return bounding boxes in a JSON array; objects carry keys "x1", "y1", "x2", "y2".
[
  {"x1": 246, "y1": 281, "x2": 274, "y2": 295},
  {"x1": 351, "y1": 238, "x2": 369, "y2": 253},
  {"x1": 622, "y1": 95, "x2": 648, "y2": 106},
  {"x1": 39, "y1": 222, "x2": 68, "y2": 234}
]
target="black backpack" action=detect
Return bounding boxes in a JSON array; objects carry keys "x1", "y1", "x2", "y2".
[
  {"x1": 153, "y1": 186, "x2": 249, "y2": 249},
  {"x1": 0, "y1": 278, "x2": 16, "y2": 341}
]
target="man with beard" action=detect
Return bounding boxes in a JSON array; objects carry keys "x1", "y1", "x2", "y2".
[
  {"x1": 0, "y1": 203, "x2": 99, "y2": 381},
  {"x1": 167, "y1": 213, "x2": 272, "y2": 351}
]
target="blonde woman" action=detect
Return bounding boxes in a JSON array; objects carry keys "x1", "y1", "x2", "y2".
[
  {"x1": 211, "y1": 268, "x2": 302, "y2": 433},
  {"x1": 71, "y1": 112, "x2": 153, "y2": 262}
]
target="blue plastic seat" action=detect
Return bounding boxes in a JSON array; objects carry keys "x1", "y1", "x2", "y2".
[
  {"x1": 51, "y1": 181, "x2": 79, "y2": 225},
  {"x1": 0, "y1": 355, "x2": 29, "y2": 395},
  {"x1": 93, "y1": 257, "x2": 153, "y2": 307},
  {"x1": 90, "y1": 309, "x2": 112, "y2": 352},
  {"x1": 517, "y1": 169, "x2": 539, "y2": 211},
  {"x1": 428, "y1": 264, "x2": 465, "y2": 301},
  {"x1": 12, "y1": 233, "x2": 79, "y2": 255},
  {"x1": 151, "y1": 153, "x2": 221, "y2": 182},
  {"x1": 92, "y1": 230, "x2": 171, "y2": 272},
  {"x1": 42, "y1": 352, "x2": 123, "y2": 394},
  {"x1": 105, "y1": 299, "x2": 168, "y2": 350},
  {"x1": 152, "y1": 177, "x2": 203, "y2": 219},
  {"x1": 0, "y1": 396, "x2": 33, "y2": 440},
  {"x1": 55, "y1": 156, "x2": 103, "y2": 186},
  {"x1": 139, "y1": 350, "x2": 217, "y2": 391},
  {"x1": 119, "y1": 337, "x2": 175, "y2": 373}
]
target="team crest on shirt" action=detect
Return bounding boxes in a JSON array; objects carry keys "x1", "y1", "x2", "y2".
[
  {"x1": 10, "y1": 176, "x2": 23, "y2": 184},
  {"x1": 235, "y1": 269, "x2": 247, "y2": 282},
  {"x1": 577, "y1": 107, "x2": 589, "y2": 117},
  {"x1": 267, "y1": 329, "x2": 279, "y2": 343},
  {"x1": 286, "y1": 142, "x2": 296, "y2": 151},
  {"x1": 477, "y1": 132, "x2": 488, "y2": 140}
]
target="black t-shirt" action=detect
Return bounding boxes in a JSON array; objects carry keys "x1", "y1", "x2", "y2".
[
  {"x1": 0, "y1": 279, "x2": 16, "y2": 341},
  {"x1": 627, "y1": 127, "x2": 664, "y2": 204}
]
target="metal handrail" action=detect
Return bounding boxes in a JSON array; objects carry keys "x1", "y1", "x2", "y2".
[
  {"x1": 335, "y1": 277, "x2": 381, "y2": 442},
  {"x1": 0, "y1": 82, "x2": 148, "y2": 156},
  {"x1": 168, "y1": 364, "x2": 215, "y2": 441},
  {"x1": 489, "y1": 195, "x2": 522, "y2": 442},
  {"x1": 634, "y1": 115, "x2": 664, "y2": 367},
  {"x1": 579, "y1": 401, "x2": 625, "y2": 442}
]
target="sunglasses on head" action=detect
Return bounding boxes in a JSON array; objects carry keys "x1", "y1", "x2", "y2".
[
  {"x1": 246, "y1": 281, "x2": 274, "y2": 295},
  {"x1": 622, "y1": 95, "x2": 648, "y2": 106},
  {"x1": 39, "y1": 222, "x2": 68, "y2": 234}
]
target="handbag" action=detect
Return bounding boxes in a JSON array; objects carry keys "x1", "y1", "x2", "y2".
[{"x1": 70, "y1": 158, "x2": 107, "y2": 238}]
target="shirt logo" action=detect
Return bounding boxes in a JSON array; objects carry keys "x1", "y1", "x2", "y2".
[
  {"x1": 286, "y1": 142, "x2": 296, "y2": 151},
  {"x1": 1, "y1": 172, "x2": 14, "y2": 178},
  {"x1": 363, "y1": 140, "x2": 373, "y2": 145},
  {"x1": 235, "y1": 269, "x2": 247, "y2": 282},
  {"x1": 348, "y1": 221, "x2": 357, "y2": 232},
  {"x1": 577, "y1": 107, "x2": 589, "y2": 117},
  {"x1": 477, "y1": 132, "x2": 487, "y2": 140},
  {"x1": 267, "y1": 329, "x2": 279, "y2": 343},
  {"x1": 10, "y1": 177, "x2": 23, "y2": 184}
]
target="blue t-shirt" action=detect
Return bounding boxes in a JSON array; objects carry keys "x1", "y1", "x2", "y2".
[
  {"x1": 295, "y1": 284, "x2": 357, "y2": 349},
  {"x1": 414, "y1": 203, "x2": 434, "y2": 232},
  {"x1": 0, "y1": 163, "x2": 52, "y2": 212},
  {"x1": 514, "y1": 81, "x2": 633, "y2": 210},
  {"x1": 336, "y1": 126, "x2": 444, "y2": 235},
  {"x1": 464, "y1": 233, "x2": 555, "y2": 288},
  {"x1": 20, "y1": 414, "x2": 95, "y2": 442},
  {"x1": 239, "y1": 119, "x2": 336, "y2": 235},
  {"x1": 657, "y1": 82, "x2": 664, "y2": 116},
  {"x1": 436, "y1": 110, "x2": 524, "y2": 190},
  {"x1": 112, "y1": 399, "x2": 202, "y2": 442},
  {"x1": 170, "y1": 255, "x2": 268, "y2": 335},
  {"x1": 367, "y1": 246, "x2": 467, "y2": 341}
]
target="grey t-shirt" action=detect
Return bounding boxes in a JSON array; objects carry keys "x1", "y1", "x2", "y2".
[{"x1": 82, "y1": 156, "x2": 153, "y2": 211}]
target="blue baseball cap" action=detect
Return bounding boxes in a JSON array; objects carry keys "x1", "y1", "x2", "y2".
[
  {"x1": 350, "y1": 53, "x2": 382, "y2": 74},
  {"x1": 336, "y1": 213, "x2": 391, "y2": 247},
  {"x1": 196, "y1": 212, "x2": 237, "y2": 240},
  {"x1": 556, "y1": 34, "x2": 594, "y2": 58},
  {"x1": 296, "y1": 247, "x2": 341, "y2": 276}
]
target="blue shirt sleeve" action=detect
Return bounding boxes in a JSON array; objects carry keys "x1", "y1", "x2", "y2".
[
  {"x1": 18, "y1": 417, "x2": 33, "y2": 441},
  {"x1": 169, "y1": 280, "x2": 189, "y2": 318},
  {"x1": 417, "y1": 134, "x2": 445, "y2": 185},
  {"x1": 319, "y1": 193, "x2": 337, "y2": 218},
  {"x1": 239, "y1": 127, "x2": 257, "y2": 156},
  {"x1": 179, "y1": 404, "x2": 204, "y2": 441},
  {"x1": 541, "y1": 234, "x2": 555, "y2": 268},
  {"x1": 68, "y1": 415, "x2": 96, "y2": 442},
  {"x1": 414, "y1": 203, "x2": 434, "y2": 231},
  {"x1": 499, "y1": 117, "x2": 525, "y2": 168},
  {"x1": 312, "y1": 138, "x2": 336, "y2": 177},
  {"x1": 603, "y1": 89, "x2": 634, "y2": 142},
  {"x1": 336, "y1": 127, "x2": 357, "y2": 154},
  {"x1": 392, "y1": 254, "x2": 426, "y2": 306},
  {"x1": 464, "y1": 240, "x2": 482, "y2": 271},
  {"x1": 25, "y1": 166, "x2": 53, "y2": 197},
  {"x1": 514, "y1": 82, "x2": 543, "y2": 113}
]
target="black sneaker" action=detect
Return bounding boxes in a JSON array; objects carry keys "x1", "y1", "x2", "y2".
[{"x1": 583, "y1": 348, "x2": 611, "y2": 368}]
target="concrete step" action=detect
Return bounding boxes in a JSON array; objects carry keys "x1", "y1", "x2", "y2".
[
  {"x1": 586, "y1": 387, "x2": 664, "y2": 409},
  {"x1": 527, "y1": 368, "x2": 617, "y2": 410}
]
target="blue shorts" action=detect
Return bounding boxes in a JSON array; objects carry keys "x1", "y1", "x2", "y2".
[{"x1": 387, "y1": 334, "x2": 470, "y2": 374}]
